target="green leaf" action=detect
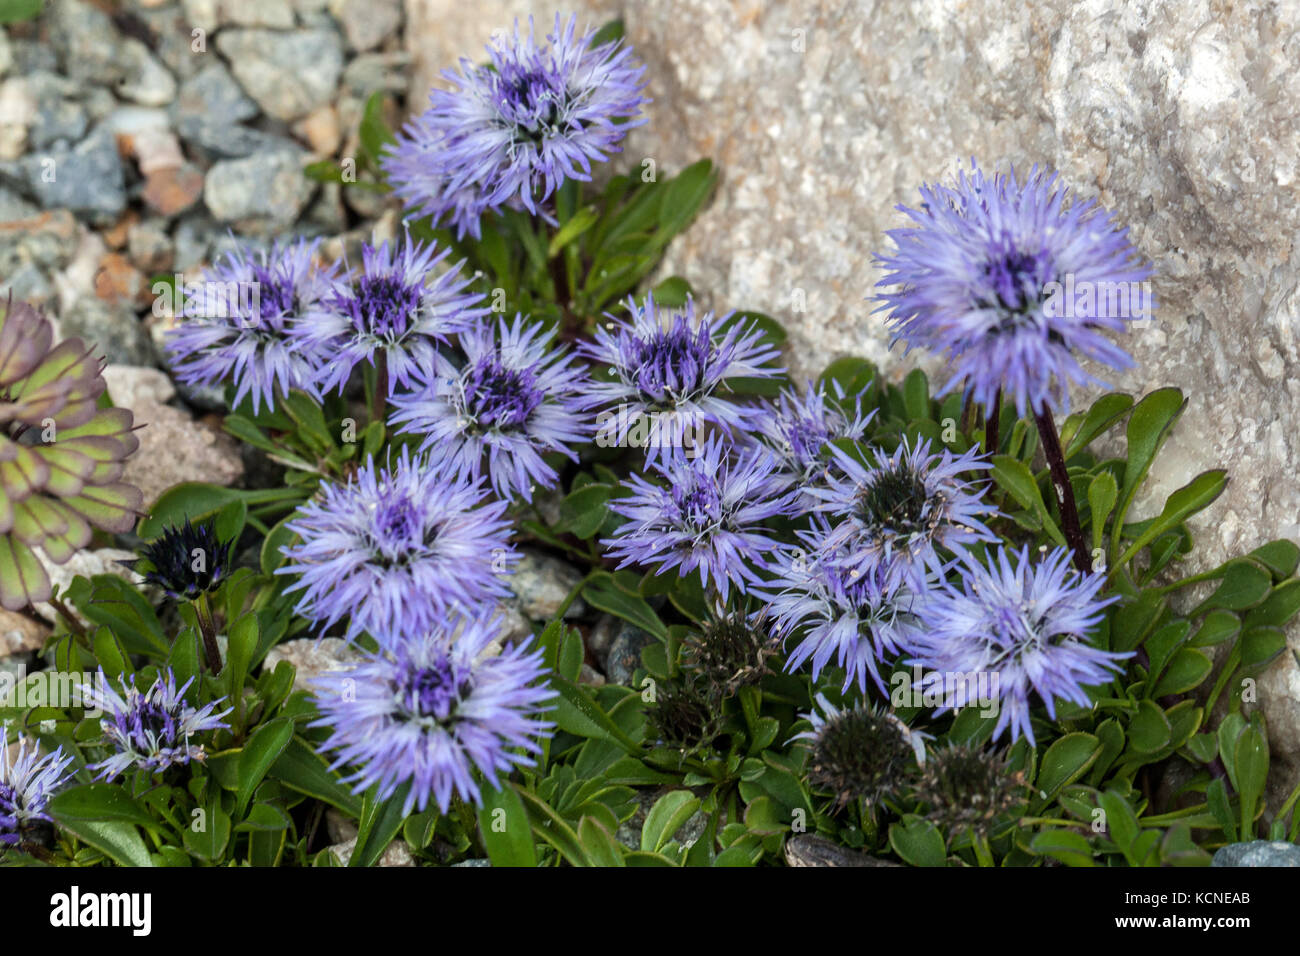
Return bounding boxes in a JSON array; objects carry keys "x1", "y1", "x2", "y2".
[
  {"x1": 54, "y1": 816, "x2": 155, "y2": 867},
  {"x1": 1087, "y1": 471, "x2": 1118, "y2": 556},
  {"x1": 1113, "y1": 388, "x2": 1185, "y2": 539},
  {"x1": 359, "y1": 91, "x2": 396, "y2": 168},
  {"x1": 1244, "y1": 580, "x2": 1300, "y2": 629},
  {"x1": 138, "y1": 483, "x2": 245, "y2": 538},
  {"x1": 270, "y1": 736, "x2": 363, "y2": 817},
  {"x1": 578, "y1": 816, "x2": 625, "y2": 867},
  {"x1": 350, "y1": 785, "x2": 410, "y2": 867},
  {"x1": 1207, "y1": 777, "x2": 1237, "y2": 842},
  {"x1": 479, "y1": 785, "x2": 536, "y2": 867},
  {"x1": 1036, "y1": 733, "x2": 1102, "y2": 806},
  {"x1": 1239, "y1": 626, "x2": 1287, "y2": 672},
  {"x1": 183, "y1": 802, "x2": 232, "y2": 861},
  {"x1": 551, "y1": 674, "x2": 641, "y2": 753},
  {"x1": 558, "y1": 484, "x2": 612, "y2": 539},
  {"x1": 583, "y1": 573, "x2": 667, "y2": 639},
  {"x1": 47, "y1": 785, "x2": 157, "y2": 830},
  {"x1": 1062, "y1": 392, "x2": 1135, "y2": 458},
  {"x1": 1192, "y1": 560, "x2": 1273, "y2": 615},
  {"x1": 902, "y1": 369, "x2": 930, "y2": 421},
  {"x1": 236, "y1": 717, "x2": 294, "y2": 816},
  {"x1": 0, "y1": 0, "x2": 41, "y2": 22},
  {"x1": 1152, "y1": 648, "x2": 1213, "y2": 697},
  {"x1": 547, "y1": 205, "x2": 600, "y2": 257},
  {"x1": 991, "y1": 456, "x2": 1066, "y2": 547},
  {"x1": 516, "y1": 786, "x2": 589, "y2": 867},
  {"x1": 1116, "y1": 470, "x2": 1227, "y2": 569},
  {"x1": 1098, "y1": 790, "x2": 1141, "y2": 863},
  {"x1": 1234, "y1": 723, "x2": 1269, "y2": 837},
  {"x1": 1128, "y1": 700, "x2": 1172, "y2": 753},
  {"x1": 888, "y1": 816, "x2": 946, "y2": 867},
  {"x1": 1189, "y1": 610, "x2": 1240, "y2": 648},
  {"x1": 1030, "y1": 829, "x2": 1096, "y2": 867},
  {"x1": 641, "y1": 791, "x2": 700, "y2": 853},
  {"x1": 1249, "y1": 540, "x2": 1300, "y2": 580},
  {"x1": 650, "y1": 276, "x2": 691, "y2": 307}
]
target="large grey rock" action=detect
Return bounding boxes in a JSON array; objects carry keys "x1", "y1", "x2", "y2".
[
  {"x1": 57, "y1": 299, "x2": 155, "y2": 366},
  {"x1": 171, "y1": 61, "x2": 269, "y2": 157},
  {"x1": 1212, "y1": 840, "x2": 1300, "y2": 867},
  {"x1": 404, "y1": 0, "x2": 1300, "y2": 804},
  {"x1": 505, "y1": 548, "x2": 586, "y2": 621},
  {"x1": 4, "y1": 127, "x2": 126, "y2": 224},
  {"x1": 49, "y1": 0, "x2": 124, "y2": 86},
  {"x1": 204, "y1": 148, "x2": 316, "y2": 231},
  {"x1": 117, "y1": 38, "x2": 178, "y2": 107},
  {"x1": 216, "y1": 28, "x2": 344, "y2": 121}
]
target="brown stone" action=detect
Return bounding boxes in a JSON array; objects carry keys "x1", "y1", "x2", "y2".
[
  {"x1": 141, "y1": 164, "x2": 204, "y2": 217},
  {"x1": 93, "y1": 252, "x2": 149, "y2": 308}
]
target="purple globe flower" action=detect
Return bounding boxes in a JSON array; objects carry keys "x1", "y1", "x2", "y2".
[
  {"x1": 80, "y1": 668, "x2": 232, "y2": 779},
  {"x1": 811, "y1": 437, "x2": 996, "y2": 589},
  {"x1": 766, "y1": 527, "x2": 925, "y2": 694},
  {"x1": 277, "y1": 448, "x2": 516, "y2": 644},
  {"x1": 580, "y1": 294, "x2": 783, "y2": 463},
  {"x1": 165, "y1": 238, "x2": 340, "y2": 413},
  {"x1": 383, "y1": 14, "x2": 648, "y2": 238},
  {"x1": 603, "y1": 434, "x2": 796, "y2": 600},
  {"x1": 388, "y1": 315, "x2": 592, "y2": 502},
  {"x1": 752, "y1": 380, "x2": 875, "y2": 504},
  {"x1": 0, "y1": 736, "x2": 75, "y2": 846},
  {"x1": 907, "y1": 545, "x2": 1127, "y2": 745},
  {"x1": 303, "y1": 235, "x2": 489, "y2": 397},
  {"x1": 310, "y1": 613, "x2": 556, "y2": 815},
  {"x1": 875, "y1": 161, "x2": 1153, "y2": 416}
]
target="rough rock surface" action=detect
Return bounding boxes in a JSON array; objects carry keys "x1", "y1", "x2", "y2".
[{"x1": 404, "y1": 0, "x2": 1300, "y2": 794}]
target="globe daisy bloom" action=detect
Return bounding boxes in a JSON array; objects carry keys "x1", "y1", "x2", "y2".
[
  {"x1": 277, "y1": 448, "x2": 516, "y2": 644},
  {"x1": 388, "y1": 315, "x2": 592, "y2": 502},
  {"x1": 303, "y1": 235, "x2": 489, "y2": 398},
  {"x1": 907, "y1": 545, "x2": 1127, "y2": 745},
  {"x1": 310, "y1": 613, "x2": 556, "y2": 815},
  {"x1": 751, "y1": 380, "x2": 874, "y2": 504},
  {"x1": 0, "y1": 296, "x2": 142, "y2": 610},
  {"x1": 165, "y1": 238, "x2": 340, "y2": 413},
  {"x1": 766, "y1": 527, "x2": 925, "y2": 694},
  {"x1": 383, "y1": 14, "x2": 648, "y2": 238},
  {"x1": 80, "y1": 669, "x2": 231, "y2": 780},
  {"x1": 580, "y1": 294, "x2": 782, "y2": 462},
  {"x1": 811, "y1": 437, "x2": 996, "y2": 589},
  {"x1": 874, "y1": 160, "x2": 1153, "y2": 417},
  {"x1": 0, "y1": 735, "x2": 75, "y2": 847},
  {"x1": 126, "y1": 518, "x2": 232, "y2": 602},
  {"x1": 603, "y1": 435, "x2": 796, "y2": 600}
]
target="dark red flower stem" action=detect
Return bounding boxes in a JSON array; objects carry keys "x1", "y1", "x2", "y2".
[
  {"x1": 195, "y1": 593, "x2": 222, "y2": 674},
  {"x1": 1033, "y1": 404, "x2": 1090, "y2": 573},
  {"x1": 371, "y1": 351, "x2": 389, "y2": 426},
  {"x1": 983, "y1": 389, "x2": 1001, "y2": 456}
]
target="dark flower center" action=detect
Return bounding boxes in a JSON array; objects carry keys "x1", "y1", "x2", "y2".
[
  {"x1": 348, "y1": 273, "x2": 423, "y2": 339},
  {"x1": 629, "y1": 323, "x2": 711, "y2": 402},
  {"x1": 127, "y1": 699, "x2": 178, "y2": 749},
  {"x1": 979, "y1": 246, "x2": 1053, "y2": 317},
  {"x1": 672, "y1": 474, "x2": 723, "y2": 530},
  {"x1": 785, "y1": 415, "x2": 832, "y2": 467},
  {"x1": 135, "y1": 520, "x2": 230, "y2": 601},
  {"x1": 370, "y1": 496, "x2": 438, "y2": 566},
  {"x1": 464, "y1": 357, "x2": 542, "y2": 429},
  {"x1": 249, "y1": 263, "x2": 299, "y2": 320},
  {"x1": 498, "y1": 64, "x2": 569, "y2": 142},
  {"x1": 856, "y1": 465, "x2": 929, "y2": 536},
  {"x1": 401, "y1": 658, "x2": 474, "y2": 724},
  {"x1": 809, "y1": 708, "x2": 914, "y2": 807}
]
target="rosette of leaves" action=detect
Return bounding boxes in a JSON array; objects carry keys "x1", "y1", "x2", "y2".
[{"x1": 0, "y1": 296, "x2": 142, "y2": 609}]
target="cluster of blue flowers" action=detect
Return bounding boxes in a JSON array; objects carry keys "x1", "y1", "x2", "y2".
[{"x1": 150, "y1": 14, "x2": 1155, "y2": 815}]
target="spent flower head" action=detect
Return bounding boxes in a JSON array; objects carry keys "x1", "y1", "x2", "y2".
[
  {"x1": 165, "y1": 238, "x2": 340, "y2": 413},
  {"x1": 126, "y1": 518, "x2": 232, "y2": 602},
  {"x1": 915, "y1": 743, "x2": 1025, "y2": 836},
  {"x1": 793, "y1": 695, "x2": 928, "y2": 810},
  {"x1": 81, "y1": 669, "x2": 231, "y2": 780},
  {"x1": 278, "y1": 448, "x2": 516, "y2": 644},
  {"x1": 310, "y1": 613, "x2": 555, "y2": 815},
  {"x1": 388, "y1": 315, "x2": 592, "y2": 502},
  {"x1": 383, "y1": 14, "x2": 648, "y2": 238},
  {"x1": 875, "y1": 161, "x2": 1153, "y2": 416},
  {"x1": 908, "y1": 545, "x2": 1127, "y2": 745}
]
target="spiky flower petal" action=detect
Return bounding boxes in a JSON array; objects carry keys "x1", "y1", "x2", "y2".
[
  {"x1": 875, "y1": 161, "x2": 1153, "y2": 416},
  {"x1": 603, "y1": 435, "x2": 796, "y2": 601},
  {"x1": 80, "y1": 669, "x2": 231, "y2": 779},
  {"x1": 0, "y1": 735, "x2": 75, "y2": 847},
  {"x1": 908, "y1": 545, "x2": 1127, "y2": 745},
  {"x1": 383, "y1": 14, "x2": 648, "y2": 238},
  {"x1": 278, "y1": 448, "x2": 516, "y2": 644},
  {"x1": 310, "y1": 613, "x2": 555, "y2": 815},
  {"x1": 165, "y1": 238, "x2": 340, "y2": 412},
  {"x1": 751, "y1": 380, "x2": 875, "y2": 505},
  {"x1": 388, "y1": 315, "x2": 592, "y2": 502}
]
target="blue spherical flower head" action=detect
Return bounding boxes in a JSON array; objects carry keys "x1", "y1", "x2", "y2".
[
  {"x1": 384, "y1": 14, "x2": 648, "y2": 238},
  {"x1": 80, "y1": 668, "x2": 232, "y2": 780},
  {"x1": 812, "y1": 437, "x2": 996, "y2": 589},
  {"x1": 278, "y1": 448, "x2": 517, "y2": 644},
  {"x1": 166, "y1": 238, "x2": 340, "y2": 413},
  {"x1": 753, "y1": 380, "x2": 875, "y2": 504},
  {"x1": 766, "y1": 524, "x2": 924, "y2": 694},
  {"x1": 908, "y1": 545, "x2": 1128, "y2": 745},
  {"x1": 604, "y1": 434, "x2": 796, "y2": 601},
  {"x1": 875, "y1": 161, "x2": 1153, "y2": 416},
  {"x1": 0, "y1": 735, "x2": 75, "y2": 846},
  {"x1": 306, "y1": 235, "x2": 489, "y2": 397},
  {"x1": 389, "y1": 316, "x2": 593, "y2": 502},
  {"x1": 580, "y1": 294, "x2": 783, "y2": 464},
  {"x1": 310, "y1": 613, "x2": 556, "y2": 815}
]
